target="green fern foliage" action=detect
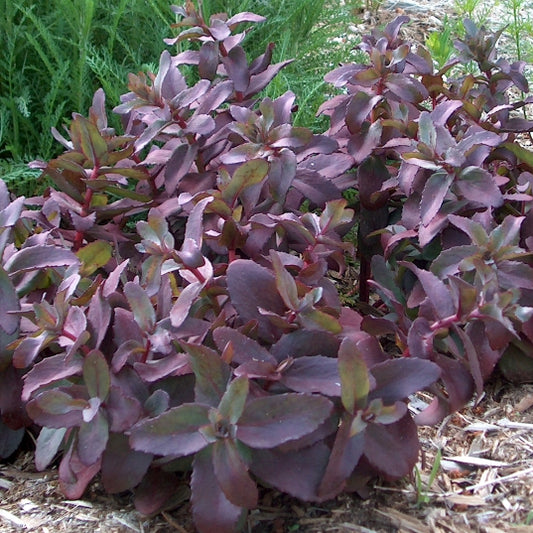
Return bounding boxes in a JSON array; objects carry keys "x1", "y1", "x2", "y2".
[{"x1": 0, "y1": 0, "x2": 175, "y2": 165}]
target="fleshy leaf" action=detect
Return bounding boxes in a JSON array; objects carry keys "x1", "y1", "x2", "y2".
[
  {"x1": 129, "y1": 403, "x2": 210, "y2": 457},
  {"x1": 76, "y1": 241, "x2": 112, "y2": 277},
  {"x1": 237, "y1": 393, "x2": 333, "y2": 448},
  {"x1": 35, "y1": 427, "x2": 67, "y2": 471},
  {"x1": 124, "y1": 282, "x2": 156, "y2": 333},
  {"x1": 83, "y1": 350, "x2": 110, "y2": 401},
  {"x1": 4, "y1": 245, "x2": 80, "y2": 274},
  {"x1": 191, "y1": 447, "x2": 244, "y2": 533},
  {"x1": 369, "y1": 359, "x2": 441, "y2": 403},
  {"x1": 218, "y1": 376, "x2": 249, "y2": 425},
  {"x1": 338, "y1": 339, "x2": 370, "y2": 414},
  {"x1": 212, "y1": 439, "x2": 258, "y2": 508},
  {"x1": 101, "y1": 432, "x2": 153, "y2": 493},
  {"x1": 363, "y1": 414, "x2": 419, "y2": 479},
  {"x1": 184, "y1": 343, "x2": 232, "y2": 406}
]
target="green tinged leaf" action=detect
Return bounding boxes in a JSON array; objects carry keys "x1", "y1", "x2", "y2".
[
  {"x1": 338, "y1": 339, "x2": 370, "y2": 414},
  {"x1": 130, "y1": 404, "x2": 211, "y2": 457},
  {"x1": 124, "y1": 282, "x2": 156, "y2": 333},
  {"x1": 76, "y1": 241, "x2": 112, "y2": 277},
  {"x1": 0, "y1": 265, "x2": 20, "y2": 336},
  {"x1": 298, "y1": 309, "x2": 342, "y2": 334},
  {"x1": 184, "y1": 343, "x2": 232, "y2": 407},
  {"x1": 70, "y1": 114, "x2": 108, "y2": 165},
  {"x1": 218, "y1": 376, "x2": 249, "y2": 425},
  {"x1": 504, "y1": 142, "x2": 533, "y2": 171},
  {"x1": 319, "y1": 199, "x2": 353, "y2": 232},
  {"x1": 83, "y1": 350, "x2": 110, "y2": 401},
  {"x1": 221, "y1": 159, "x2": 269, "y2": 204},
  {"x1": 270, "y1": 251, "x2": 299, "y2": 310}
]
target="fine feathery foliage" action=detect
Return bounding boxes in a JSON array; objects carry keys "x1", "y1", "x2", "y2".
[
  {"x1": 0, "y1": 0, "x2": 357, "y2": 198},
  {"x1": 1, "y1": 3, "x2": 533, "y2": 532},
  {"x1": 0, "y1": 0, "x2": 174, "y2": 163}
]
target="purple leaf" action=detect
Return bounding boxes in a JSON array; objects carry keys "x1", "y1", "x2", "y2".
[
  {"x1": 431, "y1": 245, "x2": 480, "y2": 277},
  {"x1": 345, "y1": 93, "x2": 382, "y2": 133},
  {"x1": 407, "y1": 317, "x2": 434, "y2": 359},
  {"x1": 267, "y1": 149, "x2": 296, "y2": 204},
  {"x1": 101, "y1": 432, "x2": 153, "y2": 493},
  {"x1": 363, "y1": 414, "x2": 419, "y2": 479},
  {"x1": 129, "y1": 403, "x2": 210, "y2": 457},
  {"x1": 213, "y1": 327, "x2": 276, "y2": 364},
  {"x1": 106, "y1": 385, "x2": 143, "y2": 432},
  {"x1": 226, "y1": 12, "x2": 266, "y2": 27},
  {"x1": 347, "y1": 121, "x2": 383, "y2": 164},
  {"x1": 87, "y1": 290, "x2": 112, "y2": 350},
  {"x1": 4, "y1": 245, "x2": 79, "y2": 274},
  {"x1": 251, "y1": 443, "x2": 331, "y2": 501},
  {"x1": 77, "y1": 409, "x2": 109, "y2": 466},
  {"x1": 26, "y1": 390, "x2": 86, "y2": 428},
  {"x1": 59, "y1": 446, "x2": 101, "y2": 499},
  {"x1": 490, "y1": 215, "x2": 524, "y2": 249},
  {"x1": 246, "y1": 60, "x2": 293, "y2": 96},
  {"x1": 222, "y1": 46, "x2": 249, "y2": 93},
  {"x1": 196, "y1": 80, "x2": 234, "y2": 114},
  {"x1": 22, "y1": 353, "x2": 83, "y2": 401},
  {"x1": 416, "y1": 354, "x2": 474, "y2": 424},
  {"x1": 227, "y1": 260, "x2": 286, "y2": 343},
  {"x1": 385, "y1": 74, "x2": 428, "y2": 103},
  {"x1": 420, "y1": 171, "x2": 454, "y2": 226},
  {"x1": 271, "y1": 330, "x2": 340, "y2": 361},
  {"x1": 164, "y1": 143, "x2": 198, "y2": 194},
  {"x1": 134, "y1": 469, "x2": 178, "y2": 515},
  {"x1": 369, "y1": 358, "x2": 441, "y2": 403},
  {"x1": 237, "y1": 393, "x2": 333, "y2": 448},
  {"x1": 198, "y1": 41, "x2": 219, "y2": 80},
  {"x1": 454, "y1": 167, "x2": 503, "y2": 207},
  {"x1": 430, "y1": 100, "x2": 463, "y2": 126},
  {"x1": 280, "y1": 356, "x2": 341, "y2": 396},
  {"x1": 318, "y1": 415, "x2": 365, "y2": 500},
  {"x1": 184, "y1": 343, "x2": 232, "y2": 406},
  {"x1": 212, "y1": 439, "x2": 258, "y2": 508},
  {"x1": 134, "y1": 353, "x2": 190, "y2": 382},
  {"x1": 497, "y1": 261, "x2": 533, "y2": 290},
  {"x1": 402, "y1": 263, "x2": 456, "y2": 320},
  {"x1": 170, "y1": 281, "x2": 205, "y2": 328},
  {"x1": 191, "y1": 447, "x2": 244, "y2": 533},
  {"x1": 35, "y1": 427, "x2": 67, "y2": 471}
]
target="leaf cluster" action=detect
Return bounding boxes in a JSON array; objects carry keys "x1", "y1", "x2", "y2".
[{"x1": 1, "y1": 5, "x2": 533, "y2": 532}]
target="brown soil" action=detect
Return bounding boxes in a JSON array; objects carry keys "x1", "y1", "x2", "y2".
[{"x1": 2, "y1": 5, "x2": 533, "y2": 533}]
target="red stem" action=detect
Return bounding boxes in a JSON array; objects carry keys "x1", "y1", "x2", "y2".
[{"x1": 73, "y1": 166, "x2": 99, "y2": 251}]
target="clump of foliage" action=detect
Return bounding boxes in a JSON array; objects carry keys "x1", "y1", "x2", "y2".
[{"x1": 1, "y1": 3, "x2": 533, "y2": 532}]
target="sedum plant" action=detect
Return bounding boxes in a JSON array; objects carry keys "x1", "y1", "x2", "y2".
[{"x1": 1, "y1": 4, "x2": 533, "y2": 532}]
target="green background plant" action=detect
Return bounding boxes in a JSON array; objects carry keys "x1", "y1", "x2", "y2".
[{"x1": 0, "y1": 0, "x2": 361, "y2": 197}]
